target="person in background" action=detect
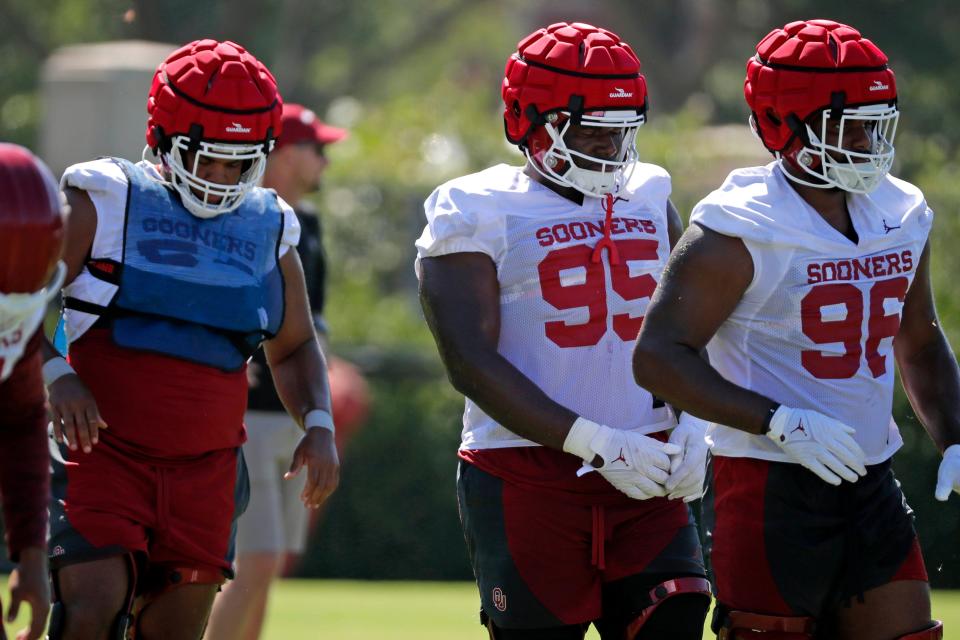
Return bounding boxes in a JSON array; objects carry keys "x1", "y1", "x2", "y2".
[
  {"x1": 206, "y1": 103, "x2": 366, "y2": 640},
  {"x1": 0, "y1": 143, "x2": 66, "y2": 640}
]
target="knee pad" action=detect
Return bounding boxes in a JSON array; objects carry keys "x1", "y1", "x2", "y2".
[
  {"x1": 48, "y1": 553, "x2": 138, "y2": 640},
  {"x1": 716, "y1": 609, "x2": 815, "y2": 639},
  {"x1": 896, "y1": 621, "x2": 943, "y2": 640},
  {"x1": 624, "y1": 576, "x2": 712, "y2": 639},
  {"x1": 47, "y1": 603, "x2": 132, "y2": 640}
]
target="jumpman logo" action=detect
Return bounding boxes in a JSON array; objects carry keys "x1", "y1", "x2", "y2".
[
  {"x1": 790, "y1": 421, "x2": 808, "y2": 437},
  {"x1": 883, "y1": 219, "x2": 901, "y2": 234},
  {"x1": 613, "y1": 448, "x2": 628, "y2": 466}
]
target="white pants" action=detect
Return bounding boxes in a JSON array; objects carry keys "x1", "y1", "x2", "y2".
[{"x1": 235, "y1": 410, "x2": 308, "y2": 554}]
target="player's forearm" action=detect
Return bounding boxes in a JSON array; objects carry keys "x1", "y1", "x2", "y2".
[
  {"x1": 441, "y1": 345, "x2": 578, "y2": 451},
  {"x1": 897, "y1": 333, "x2": 960, "y2": 452},
  {"x1": 0, "y1": 406, "x2": 50, "y2": 562},
  {"x1": 633, "y1": 339, "x2": 777, "y2": 434},
  {"x1": 268, "y1": 337, "x2": 332, "y2": 429}
]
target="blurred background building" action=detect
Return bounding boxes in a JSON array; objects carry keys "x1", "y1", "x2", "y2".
[
  {"x1": 40, "y1": 40, "x2": 176, "y2": 175},
  {"x1": 2, "y1": 0, "x2": 959, "y2": 585}
]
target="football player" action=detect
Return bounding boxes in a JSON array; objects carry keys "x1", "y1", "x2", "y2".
[
  {"x1": 42, "y1": 40, "x2": 339, "y2": 639},
  {"x1": 633, "y1": 19, "x2": 954, "y2": 640},
  {"x1": 417, "y1": 22, "x2": 712, "y2": 640},
  {"x1": 0, "y1": 143, "x2": 66, "y2": 640}
]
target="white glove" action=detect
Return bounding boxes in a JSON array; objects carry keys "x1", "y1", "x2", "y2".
[
  {"x1": 665, "y1": 413, "x2": 710, "y2": 502},
  {"x1": 935, "y1": 444, "x2": 960, "y2": 501},
  {"x1": 564, "y1": 417, "x2": 680, "y2": 500},
  {"x1": 766, "y1": 405, "x2": 867, "y2": 486}
]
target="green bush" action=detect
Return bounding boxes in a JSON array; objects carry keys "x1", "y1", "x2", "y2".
[{"x1": 300, "y1": 371, "x2": 473, "y2": 580}]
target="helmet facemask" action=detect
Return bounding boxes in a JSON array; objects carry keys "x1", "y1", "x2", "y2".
[
  {"x1": 144, "y1": 40, "x2": 282, "y2": 219},
  {"x1": 782, "y1": 103, "x2": 899, "y2": 194},
  {"x1": 526, "y1": 109, "x2": 645, "y2": 198},
  {"x1": 160, "y1": 135, "x2": 272, "y2": 219}
]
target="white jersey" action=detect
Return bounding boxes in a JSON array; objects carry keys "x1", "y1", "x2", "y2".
[
  {"x1": 692, "y1": 163, "x2": 933, "y2": 464},
  {"x1": 416, "y1": 163, "x2": 677, "y2": 450},
  {"x1": 59, "y1": 158, "x2": 301, "y2": 345}
]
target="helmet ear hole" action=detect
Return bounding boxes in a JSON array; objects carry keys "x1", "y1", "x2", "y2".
[
  {"x1": 765, "y1": 108, "x2": 782, "y2": 127},
  {"x1": 512, "y1": 100, "x2": 521, "y2": 118}
]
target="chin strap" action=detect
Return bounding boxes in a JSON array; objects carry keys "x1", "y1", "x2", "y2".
[{"x1": 591, "y1": 193, "x2": 620, "y2": 265}]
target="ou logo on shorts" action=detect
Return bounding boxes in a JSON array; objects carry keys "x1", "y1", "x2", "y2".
[{"x1": 492, "y1": 587, "x2": 507, "y2": 612}]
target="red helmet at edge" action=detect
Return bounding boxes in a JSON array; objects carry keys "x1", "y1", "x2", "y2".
[
  {"x1": 0, "y1": 143, "x2": 66, "y2": 381},
  {"x1": 0, "y1": 143, "x2": 65, "y2": 295}
]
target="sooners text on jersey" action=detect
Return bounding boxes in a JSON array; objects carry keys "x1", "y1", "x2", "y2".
[
  {"x1": 693, "y1": 163, "x2": 932, "y2": 464},
  {"x1": 417, "y1": 163, "x2": 677, "y2": 450}
]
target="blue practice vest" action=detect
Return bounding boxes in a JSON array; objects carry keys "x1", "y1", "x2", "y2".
[{"x1": 72, "y1": 159, "x2": 286, "y2": 371}]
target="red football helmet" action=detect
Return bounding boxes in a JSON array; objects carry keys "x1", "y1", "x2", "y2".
[
  {"x1": 745, "y1": 19, "x2": 899, "y2": 193},
  {"x1": 146, "y1": 39, "x2": 283, "y2": 218},
  {"x1": 502, "y1": 22, "x2": 648, "y2": 197},
  {"x1": 0, "y1": 143, "x2": 66, "y2": 380}
]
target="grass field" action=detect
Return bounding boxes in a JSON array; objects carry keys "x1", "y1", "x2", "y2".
[{"x1": 3, "y1": 579, "x2": 959, "y2": 638}]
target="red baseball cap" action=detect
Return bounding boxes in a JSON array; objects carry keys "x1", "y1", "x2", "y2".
[{"x1": 276, "y1": 103, "x2": 348, "y2": 149}]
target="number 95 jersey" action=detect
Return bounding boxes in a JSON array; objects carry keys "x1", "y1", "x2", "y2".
[
  {"x1": 416, "y1": 163, "x2": 676, "y2": 451},
  {"x1": 692, "y1": 164, "x2": 933, "y2": 464}
]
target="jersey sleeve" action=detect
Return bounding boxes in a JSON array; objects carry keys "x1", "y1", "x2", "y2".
[
  {"x1": 60, "y1": 158, "x2": 129, "y2": 194},
  {"x1": 415, "y1": 182, "x2": 507, "y2": 265},
  {"x1": 61, "y1": 159, "x2": 130, "y2": 260},
  {"x1": 275, "y1": 195, "x2": 302, "y2": 257},
  {"x1": 688, "y1": 167, "x2": 791, "y2": 301},
  {"x1": 881, "y1": 175, "x2": 934, "y2": 232},
  {"x1": 625, "y1": 162, "x2": 672, "y2": 208},
  {"x1": 689, "y1": 166, "x2": 806, "y2": 252}
]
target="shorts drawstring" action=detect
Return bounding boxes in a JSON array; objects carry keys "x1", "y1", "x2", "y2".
[{"x1": 591, "y1": 504, "x2": 606, "y2": 570}]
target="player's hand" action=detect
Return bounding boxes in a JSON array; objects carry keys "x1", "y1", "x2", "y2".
[
  {"x1": 47, "y1": 373, "x2": 108, "y2": 454},
  {"x1": 4, "y1": 547, "x2": 50, "y2": 640},
  {"x1": 766, "y1": 405, "x2": 867, "y2": 486},
  {"x1": 565, "y1": 418, "x2": 680, "y2": 500},
  {"x1": 665, "y1": 414, "x2": 710, "y2": 502},
  {"x1": 934, "y1": 444, "x2": 960, "y2": 501},
  {"x1": 285, "y1": 427, "x2": 340, "y2": 509}
]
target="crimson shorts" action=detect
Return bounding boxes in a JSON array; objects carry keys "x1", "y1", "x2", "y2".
[
  {"x1": 702, "y1": 455, "x2": 927, "y2": 623},
  {"x1": 49, "y1": 438, "x2": 249, "y2": 578},
  {"x1": 457, "y1": 459, "x2": 705, "y2": 629}
]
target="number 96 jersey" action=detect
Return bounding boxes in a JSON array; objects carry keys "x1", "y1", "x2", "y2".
[
  {"x1": 416, "y1": 163, "x2": 676, "y2": 450},
  {"x1": 692, "y1": 164, "x2": 933, "y2": 464}
]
